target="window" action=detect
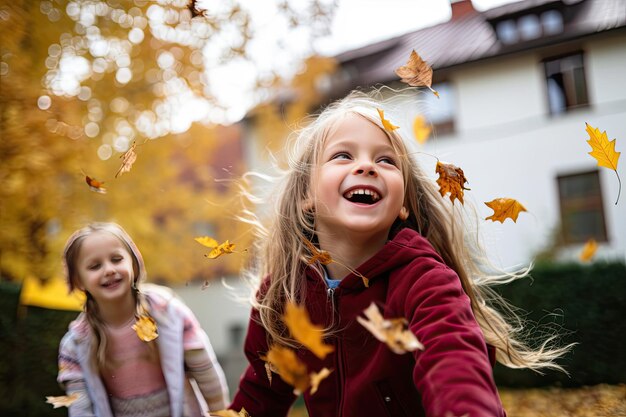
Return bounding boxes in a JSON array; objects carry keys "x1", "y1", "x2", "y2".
[
  {"x1": 557, "y1": 170, "x2": 607, "y2": 244},
  {"x1": 423, "y1": 81, "x2": 456, "y2": 136},
  {"x1": 544, "y1": 52, "x2": 589, "y2": 115}
]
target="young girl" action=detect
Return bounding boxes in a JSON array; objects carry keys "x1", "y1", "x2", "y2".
[
  {"x1": 57, "y1": 222, "x2": 229, "y2": 417},
  {"x1": 230, "y1": 92, "x2": 571, "y2": 417}
]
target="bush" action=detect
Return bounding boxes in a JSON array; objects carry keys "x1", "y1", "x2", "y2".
[{"x1": 493, "y1": 261, "x2": 626, "y2": 388}]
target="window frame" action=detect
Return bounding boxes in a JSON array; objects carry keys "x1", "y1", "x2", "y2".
[{"x1": 543, "y1": 51, "x2": 590, "y2": 116}]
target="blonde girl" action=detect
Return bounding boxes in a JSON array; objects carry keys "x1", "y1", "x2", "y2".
[
  {"x1": 57, "y1": 222, "x2": 229, "y2": 417},
  {"x1": 230, "y1": 91, "x2": 570, "y2": 417}
]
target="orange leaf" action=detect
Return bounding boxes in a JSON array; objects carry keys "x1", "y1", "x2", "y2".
[
  {"x1": 377, "y1": 108, "x2": 399, "y2": 132},
  {"x1": 435, "y1": 161, "x2": 470, "y2": 204},
  {"x1": 115, "y1": 142, "x2": 138, "y2": 178},
  {"x1": 579, "y1": 239, "x2": 598, "y2": 262},
  {"x1": 585, "y1": 123, "x2": 621, "y2": 204},
  {"x1": 210, "y1": 408, "x2": 250, "y2": 417},
  {"x1": 85, "y1": 175, "x2": 106, "y2": 194},
  {"x1": 132, "y1": 315, "x2": 158, "y2": 342},
  {"x1": 484, "y1": 198, "x2": 527, "y2": 223},
  {"x1": 357, "y1": 302, "x2": 423, "y2": 354},
  {"x1": 413, "y1": 115, "x2": 431, "y2": 144},
  {"x1": 395, "y1": 50, "x2": 439, "y2": 97},
  {"x1": 283, "y1": 302, "x2": 334, "y2": 359},
  {"x1": 264, "y1": 345, "x2": 310, "y2": 394},
  {"x1": 303, "y1": 239, "x2": 333, "y2": 265},
  {"x1": 46, "y1": 393, "x2": 80, "y2": 408}
]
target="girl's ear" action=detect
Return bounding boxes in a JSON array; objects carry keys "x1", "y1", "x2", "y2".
[{"x1": 399, "y1": 206, "x2": 409, "y2": 221}]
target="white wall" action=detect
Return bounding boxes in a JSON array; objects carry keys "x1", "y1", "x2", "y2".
[{"x1": 416, "y1": 31, "x2": 626, "y2": 268}]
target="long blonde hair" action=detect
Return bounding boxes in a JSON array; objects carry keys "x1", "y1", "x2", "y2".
[
  {"x1": 243, "y1": 90, "x2": 571, "y2": 372},
  {"x1": 63, "y1": 222, "x2": 153, "y2": 370}
]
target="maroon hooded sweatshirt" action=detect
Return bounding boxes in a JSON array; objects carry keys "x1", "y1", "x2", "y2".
[{"x1": 230, "y1": 228, "x2": 506, "y2": 417}]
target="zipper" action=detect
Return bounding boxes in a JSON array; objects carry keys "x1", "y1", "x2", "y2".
[{"x1": 327, "y1": 286, "x2": 345, "y2": 417}]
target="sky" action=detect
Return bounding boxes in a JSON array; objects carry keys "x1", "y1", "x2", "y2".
[{"x1": 209, "y1": 0, "x2": 521, "y2": 122}]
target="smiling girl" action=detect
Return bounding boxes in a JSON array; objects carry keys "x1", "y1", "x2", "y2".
[
  {"x1": 57, "y1": 222, "x2": 229, "y2": 417},
  {"x1": 229, "y1": 92, "x2": 571, "y2": 417}
]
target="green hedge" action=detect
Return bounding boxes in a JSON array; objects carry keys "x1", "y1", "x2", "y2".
[
  {"x1": 0, "y1": 281, "x2": 76, "y2": 417},
  {"x1": 493, "y1": 261, "x2": 626, "y2": 388}
]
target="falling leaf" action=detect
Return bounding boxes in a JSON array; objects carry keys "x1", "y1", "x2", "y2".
[
  {"x1": 264, "y1": 345, "x2": 310, "y2": 394},
  {"x1": 115, "y1": 142, "x2": 137, "y2": 178},
  {"x1": 210, "y1": 408, "x2": 250, "y2": 417},
  {"x1": 46, "y1": 393, "x2": 80, "y2": 408},
  {"x1": 357, "y1": 302, "x2": 424, "y2": 354},
  {"x1": 413, "y1": 115, "x2": 431, "y2": 144},
  {"x1": 579, "y1": 239, "x2": 598, "y2": 262},
  {"x1": 484, "y1": 198, "x2": 527, "y2": 223},
  {"x1": 377, "y1": 108, "x2": 399, "y2": 131},
  {"x1": 395, "y1": 50, "x2": 439, "y2": 97},
  {"x1": 283, "y1": 302, "x2": 334, "y2": 359},
  {"x1": 435, "y1": 161, "x2": 470, "y2": 204},
  {"x1": 132, "y1": 315, "x2": 158, "y2": 342},
  {"x1": 309, "y1": 367, "x2": 332, "y2": 395},
  {"x1": 303, "y1": 239, "x2": 370, "y2": 287},
  {"x1": 195, "y1": 236, "x2": 236, "y2": 259},
  {"x1": 303, "y1": 239, "x2": 333, "y2": 265},
  {"x1": 85, "y1": 175, "x2": 106, "y2": 194},
  {"x1": 585, "y1": 123, "x2": 621, "y2": 204},
  {"x1": 187, "y1": 0, "x2": 203, "y2": 18}
]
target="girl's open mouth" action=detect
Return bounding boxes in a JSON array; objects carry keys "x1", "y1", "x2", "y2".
[{"x1": 343, "y1": 188, "x2": 381, "y2": 205}]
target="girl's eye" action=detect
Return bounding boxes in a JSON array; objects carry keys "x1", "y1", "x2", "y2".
[
  {"x1": 378, "y1": 156, "x2": 397, "y2": 166},
  {"x1": 88, "y1": 264, "x2": 100, "y2": 271},
  {"x1": 111, "y1": 256, "x2": 123, "y2": 263},
  {"x1": 331, "y1": 152, "x2": 351, "y2": 161}
]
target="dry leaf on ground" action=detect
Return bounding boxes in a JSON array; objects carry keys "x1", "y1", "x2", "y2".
[
  {"x1": 283, "y1": 302, "x2": 334, "y2": 359},
  {"x1": 435, "y1": 161, "x2": 470, "y2": 204},
  {"x1": 484, "y1": 198, "x2": 527, "y2": 223},
  {"x1": 357, "y1": 302, "x2": 423, "y2": 354}
]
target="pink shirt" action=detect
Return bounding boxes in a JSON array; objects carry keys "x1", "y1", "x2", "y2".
[{"x1": 101, "y1": 320, "x2": 168, "y2": 398}]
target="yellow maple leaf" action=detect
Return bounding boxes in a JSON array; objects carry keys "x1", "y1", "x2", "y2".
[
  {"x1": 395, "y1": 50, "x2": 439, "y2": 97},
  {"x1": 115, "y1": 142, "x2": 138, "y2": 178},
  {"x1": 46, "y1": 393, "x2": 80, "y2": 408},
  {"x1": 283, "y1": 302, "x2": 334, "y2": 359},
  {"x1": 585, "y1": 123, "x2": 621, "y2": 204},
  {"x1": 264, "y1": 345, "x2": 310, "y2": 394},
  {"x1": 484, "y1": 198, "x2": 527, "y2": 223},
  {"x1": 413, "y1": 115, "x2": 431, "y2": 144},
  {"x1": 435, "y1": 161, "x2": 470, "y2": 204},
  {"x1": 132, "y1": 315, "x2": 158, "y2": 342},
  {"x1": 195, "y1": 236, "x2": 236, "y2": 259},
  {"x1": 377, "y1": 108, "x2": 399, "y2": 131},
  {"x1": 579, "y1": 238, "x2": 598, "y2": 262},
  {"x1": 210, "y1": 408, "x2": 250, "y2": 417},
  {"x1": 357, "y1": 302, "x2": 423, "y2": 354}
]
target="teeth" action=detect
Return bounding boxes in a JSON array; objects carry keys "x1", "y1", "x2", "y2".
[{"x1": 344, "y1": 188, "x2": 381, "y2": 201}]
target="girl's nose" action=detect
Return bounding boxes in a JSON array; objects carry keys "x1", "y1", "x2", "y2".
[
  {"x1": 103, "y1": 262, "x2": 116, "y2": 275},
  {"x1": 353, "y1": 163, "x2": 378, "y2": 177}
]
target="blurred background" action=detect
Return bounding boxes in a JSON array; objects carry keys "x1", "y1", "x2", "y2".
[{"x1": 1, "y1": 0, "x2": 625, "y2": 415}]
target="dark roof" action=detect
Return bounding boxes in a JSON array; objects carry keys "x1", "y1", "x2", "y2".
[{"x1": 333, "y1": 0, "x2": 626, "y2": 86}]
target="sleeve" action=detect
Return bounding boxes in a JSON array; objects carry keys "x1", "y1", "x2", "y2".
[
  {"x1": 57, "y1": 333, "x2": 96, "y2": 417},
  {"x1": 177, "y1": 300, "x2": 230, "y2": 410},
  {"x1": 406, "y1": 266, "x2": 506, "y2": 417},
  {"x1": 229, "y1": 310, "x2": 297, "y2": 417}
]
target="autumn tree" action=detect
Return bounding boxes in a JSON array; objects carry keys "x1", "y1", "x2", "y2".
[{"x1": 0, "y1": 0, "x2": 335, "y2": 284}]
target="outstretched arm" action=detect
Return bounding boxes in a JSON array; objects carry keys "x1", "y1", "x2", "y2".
[{"x1": 185, "y1": 347, "x2": 229, "y2": 411}]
